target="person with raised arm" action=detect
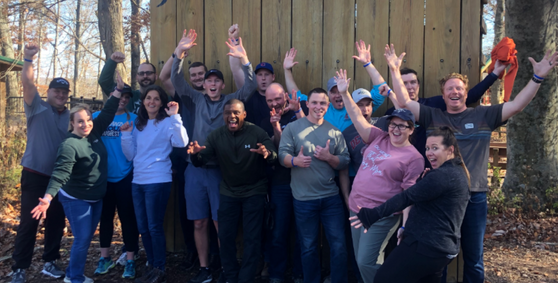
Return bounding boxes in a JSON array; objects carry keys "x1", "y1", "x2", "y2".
[
  {"x1": 336, "y1": 69, "x2": 424, "y2": 282},
  {"x1": 10, "y1": 43, "x2": 69, "y2": 283},
  {"x1": 385, "y1": 43, "x2": 558, "y2": 283}
]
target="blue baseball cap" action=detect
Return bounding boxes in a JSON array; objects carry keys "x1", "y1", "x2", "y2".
[
  {"x1": 255, "y1": 62, "x2": 274, "y2": 74},
  {"x1": 204, "y1": 69, "x2": 224, "y2": 81},
  {"x1": 387, "y1": 108, "x2": 415, "y2": 123}
]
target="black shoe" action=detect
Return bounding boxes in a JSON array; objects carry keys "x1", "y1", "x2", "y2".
[
  {"x1": 10, "y1": 269, "x2": 25, "y2": 283},
  {"x1": 217, "y1": 270, "x2": 227, "y2": 283},
  {"x1": 188, "y1": 268, "x2": 212, "y2": 283},
  {"x1": 135, "y1": 265, "x2": 154, "y2": 283},
  {"x1": 145, "y1": 268, "x2": 166, "y2": 283},
  {"x1": 184, "y1": 252, "x2": 199, "y2": 271}
]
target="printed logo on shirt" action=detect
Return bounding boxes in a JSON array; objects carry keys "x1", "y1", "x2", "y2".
[
  {"x1": 349, "y1": 135, "x2": 363, "y2": 150},
  {"x1": 464, "y1": 123, "x2": 474, "y2": 130},
  {"x1": 93, "y1": 139, "x2": 99, "y2": 143},
  {"x1": 361, "y1": 144, "x2": 391, "y2": 175},
  {"x1": 344, "y1": 113, "x2": 350, "y2": 120},
  {"x1": 102, "y1": 121, "x2": 126, "y2": 138},
  {"x1": 245, "y1": 144, "x2": 251, "y2": 149}
]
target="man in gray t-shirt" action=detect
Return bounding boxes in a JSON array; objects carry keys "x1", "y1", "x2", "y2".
[
  {"x1": 11, "y1": 43, "x2": 68, "y2": 283},
  {"x1": 278, "y1": 88, "x2": 350, "y2": 283}
]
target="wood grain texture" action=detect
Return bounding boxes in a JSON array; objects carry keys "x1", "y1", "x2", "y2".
[
  {"x1": 205, "y1": 0, "x2": 232, "y2": 93},
  {"x1": 261, "y1": 0, "x2": 291, "y2": 89},
  {"x1": 461, "y1": 0, "x2": 481, "y2": 96},
  {"x1": 177, "y1": 0, "x2": 204, "y2": 70},
  {"x1": 233, "y1": 0, "x2": 262, "y2": 64},
  {"x1": 150, "y1": 0, "x2": 176, "y2": 81}
]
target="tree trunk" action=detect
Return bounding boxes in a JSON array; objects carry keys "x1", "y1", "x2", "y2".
[
  {"x1": 36, "y1": 5, "x2": 44, "y2": 85},
  {"x1": 98, "y1": 0, "x2": 126, "y2": 95},
  {"x1": 490, "y1": 0, "x2": 505, "y2": 105},
  {"x1": 53, "y1": 2, "x2": 59, "y2": 79},
  {"x1": 503, "y1": 0, "x2": 558, "y2": 212},
  {"x1": 130, "y1": 0, "x2": 141, "y2": 90},
  {"x1": 0, "y1": 1, "x2": 20, "y2": 118},
  {"x1": 73, "y1": 0, "x2": 81, "y2": 94}
]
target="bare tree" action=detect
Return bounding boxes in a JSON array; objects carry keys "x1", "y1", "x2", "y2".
[
  {"x1": 98, "y1": 0, "x2": 126, "y2": 91},
  {"x1": 52, "y1": 1, "x2": 59, "y2": 78},
  {"x1": 73, "y1": 0, "x2": 81, "y2": 94},
  {"x1": 130, "y1": 0, "x2": 141, "y2": 90},
  {"x1": 0, "y1": 0, "x2": 21, "y2": 117}
]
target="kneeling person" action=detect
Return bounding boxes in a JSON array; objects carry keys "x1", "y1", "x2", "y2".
[{"x1": 188, "y1": 99, "x2": 277, "y2": 283}]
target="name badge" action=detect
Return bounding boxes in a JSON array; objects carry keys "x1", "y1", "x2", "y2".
[{"x1": 464, "y1": 123, "x2": 474, "y2": 130}]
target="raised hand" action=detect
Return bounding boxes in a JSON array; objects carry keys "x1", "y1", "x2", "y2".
[
  {"x1": 175, "y1": 29, "x2": 198, "y2": 59},
  {"x1": 530, "y1": 50, "x2": 558, "y2": 78},
  {"x1": 294, "y1": 146, "x2": 311, "y2": 168},
  {"x1": 270, "y1": 108, "x2": 281, "y2": 129},
  {"x1": 334, "y1": 69, "x2": 351, "y2": 94},
  {"x1": 492, "y1": 60, "x2": 507, "y2": 77},
  {"x1": 24, "y1": 43, "x2": 39, "y2": 60},
  {"x1": 228, "y1": 23, "x2": 239, "y2": 40},
  {"x1": 30, "y1": 197, "x2": 51, "y2": 220},
  {"x1": 249, "y1": 143, "x2": 270, "y2": 159},
  {"x1": 352, "y1": 40, "x2": 372, "y2": 64},
  {"x1": 225, "y1": 37, "x2": 248, "y2": 60},
  {"x1": 379, "y1": 84, "x2": 391, "y2": 97},
  {"x1": 384, "y1": 44, "x2": 406, "y2": 70},
  {"x1": 283, "y1": 48, "x2": 299, "y2": 70},
  {"x1": 314, "y1": 139, "x2": 332, "y2": 161},
  {"x1": 165, "y1": 101, "x2": 179, "y2": 116},
  {"x1": 120, "y1": 121, "x2": 133, "y2": 132},
  {"x1": 187, "y1": 141, "x2": 206, "y2": 155},
  {"x1": 286, "y1": 89, "x2": 301, "y2": 112},
  {"x1": 111, "y1": 51, "x2": 126, "y2": 63}
]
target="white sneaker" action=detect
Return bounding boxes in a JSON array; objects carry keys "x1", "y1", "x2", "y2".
[
  {"x1": 116, "y1": 252, "x2": 127, "y2": 266},
  {"x1": 64, "y1": 275, "x2": 94, "y2": 283}
]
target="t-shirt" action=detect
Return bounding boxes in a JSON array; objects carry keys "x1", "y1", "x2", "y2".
[
  {"x1": 245, "y1": 91, "x2": 270, "y2": 126},
  {"x1": 418, "y1": 103, "x2": 505, "y2": 192},
  {"x1": 92, "y1": 111, "x2": 137, "y2": 182},
  {"x1": 20, "y1": 92, "x2": 70, "y2": 176},
  {"x1": 278, "y1": 118, "x2": 350, "y2": 201},
  {"x1": 349, "y1": 127, "x2": 424, "y2": 213},
  {"x1": 342, "y1": 117, "x2": 381, "y2": 176}
]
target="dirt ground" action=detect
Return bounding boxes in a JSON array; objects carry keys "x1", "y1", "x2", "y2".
[{"x1": 1, "y1": 195, "x2": 558, "y2": 283}]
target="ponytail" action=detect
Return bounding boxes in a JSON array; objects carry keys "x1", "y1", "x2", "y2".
[{"x1": 427, "y1": 126, "x2": 470, "y2": 187}]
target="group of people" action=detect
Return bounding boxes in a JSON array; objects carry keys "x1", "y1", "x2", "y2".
[{"x1": 9, "y1": 23, "x2": 558, "y2": 283}]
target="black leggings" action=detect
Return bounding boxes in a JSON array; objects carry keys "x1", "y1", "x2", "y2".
[
  {"x1": 374, "y1": 240, "x2": 451, "y2": 283},
  {"x1": 99, "y1": 171, "x2": 139, "y2": 252}
]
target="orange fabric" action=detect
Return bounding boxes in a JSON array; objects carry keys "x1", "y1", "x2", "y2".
[{"x1": 487, "y1": 37, "x2": 518, "y2": 102}]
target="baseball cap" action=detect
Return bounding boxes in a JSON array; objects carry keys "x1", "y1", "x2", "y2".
[
  {"x1": 204, "y1": 69, "x2": 224, "y2": 81},
  {"x1": 386, "y1": 108, "x2": 415, "y2": 123},
  {"x1": 49, "y1": 77, "x2": 71, "y2": 91},
  {"x1": 114, "y1": 83, "x2": 133, "y2": 95},
  {"x1": 327, "y1": 77, "x2": 337, "y2": 93},
  {"x1": 255, "y1": 62, "x2": 274, "y2": 74},
  {"x1": 351, "y1": 88, "x2": 372, "y2": 103}
]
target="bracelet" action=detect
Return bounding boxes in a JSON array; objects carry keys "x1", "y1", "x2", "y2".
[
  {"x1": 532, "y1": 76, "x2": 543, "y2": 84},
  {"x1": 533, "y1": 74, "x2": 544, "y2": 80},
  {"x1": 400, "y1": 226, "x2": 404, "y2": 230},
  {"x1": 114, "y1": 86, "x2": 123, "y2": 92},
  {"x1": 363, "y1": 62, "x2": 371, "y2": 68},
  {"x1": 291, "y1": 156, "x2": 298, "y2": 168},
  {"x1": 387, "y1": 89, "x2": 392, "y2": 96},
  {"x1": 294, "y1": 108, "x2": 301, "y2": 114},
  {"x1": 24, "y1": 58, "x2": 33, "y2": 63}
]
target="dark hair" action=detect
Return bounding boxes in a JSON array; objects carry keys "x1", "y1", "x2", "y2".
[
  {"x1": 224, "y1": 98, "x2": 245, "y2": 111},
  {"x1": 140, "y1": 62, "x2": 157, "y2": 73},
  {"x1": 189, "y1": 62, "x2": 208, "y2": 72},
  {"x1": 427, "y1": 126, "x2": 470, "y2": 186},
  {"x1": 400, "y1": 68, "x2": 420, "y2": 84},
  {"x1": 307, "y1": 87, "x2": 328, "y2": 101},
  {"x1": 135, "y1": 85, "x2": 169, "y2": 131}
]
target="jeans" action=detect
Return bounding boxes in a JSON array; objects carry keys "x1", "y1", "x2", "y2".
[
  {"x1": 12, "y1": 170, "x2": 66, "y2": 271},
  {"x1": 132, "y1": 182, "x2": 172, "y2": 270},
  {"x1": 294, "y1": 194, "x2": 348, "y2": 283},
  {"x1": 218, "y1": 194, "x2": 265, "y2": 283},
  {"x1": 59, "y1": 193, "x2": 103, "y2": 283},
  {"x1": 268, "y1": 184, "x2": 302, "y2": 280},
  {"x1": 461, "y1": 192, "x2": 487, "y2": 283}
]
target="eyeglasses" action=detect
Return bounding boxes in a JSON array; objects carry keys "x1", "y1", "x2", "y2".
[
  {"x1": 137, "y1": 71, "x2": 155, "y2": 76},
  {"x1": 388, "y1": 123, "x2": 410, "y2": 130}
]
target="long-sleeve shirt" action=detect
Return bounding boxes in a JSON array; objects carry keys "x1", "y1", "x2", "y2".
[
  {"x1": 45, "y1": 96, "x2": 120, "y2": 200},
  {"x1": 171, "y1": 56, "x2": 257, "y2": 165},
  {"x1": 121, "y1": 114, "x2": 189, "y2": 184},
  {"x1": 98, "y1": 58, "x2": 142, "y2": 113},
  {"x1": 278, "y1": 118, "x2": 350, "y2": 201},
  {"x1": 191, "y1": 122, "x2": 277, "y2": 198},
  {"x1": 357, "y1": 158, "x2": 470, "y2": 257}
]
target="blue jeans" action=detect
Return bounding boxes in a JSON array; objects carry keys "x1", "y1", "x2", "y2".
[
  {"x1": 132, "y1": 182, "x2": 172, "y2": 270},
  {"x1": 294, "y1": 194, "x2": 348, "y2": 283},
  {"x1": 461, "y1": 192, "x2": 487, "y2": 283},
  {"x1": 59, "y1": 194, "x2": 103, "y2": 283},
  {"x1": 268, "y1": 184, "x2": 302, "y2": 280}
]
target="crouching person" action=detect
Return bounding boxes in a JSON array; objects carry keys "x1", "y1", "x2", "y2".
[{"x1": 188, "y1": 99, "x2": 277, "y2": 283}]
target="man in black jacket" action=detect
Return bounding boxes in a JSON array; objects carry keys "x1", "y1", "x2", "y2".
[{"x1": 188, "y1": 99, "x2": 277, "y2": 283}]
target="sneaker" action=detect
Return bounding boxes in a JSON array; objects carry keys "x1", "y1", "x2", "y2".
[
  {"x1": 135, "y1": 266, "x2": 154, "y2": 283},
  {"x1": 42, "y1": 261, "x2": 65, "y2": 278},
  {"x1": 64, "y1": 275, "x2": 94, "y2": 283},
  {"x1": 217, "y1": 270, "x2": 227, "y2": 283},
  {"x1": 188, "y1": 268, "x2": 212, "y2": 283},
  {"x1": 94, "y1": 257, "x2": 115, "y2": 275},
  {"x1": 117, "y1": 252, "x2": 140, "y2": 266},
  {"x1": 123, "y1": 260, "x2": 136, "y2": 279},
  {"x1": 184, "y1": 252, "x2": 199, "y2": 271},
  {"x1": 144, "y1": 268, "x2": 166, "y2": 283},
  {"x1": 10, "y1": 269, "x2": 25, "y2": 283},
  {"x1": 260, "y1": 261, "x2": 269, "y2": 280}
]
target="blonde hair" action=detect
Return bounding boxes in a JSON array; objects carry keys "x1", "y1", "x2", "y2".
[
  {"x1": 68, "y1": 104, "x2": 92, "y2": 132},
  {"x1": 439, "y1": 73, "x2": 469, "y2": 94}
]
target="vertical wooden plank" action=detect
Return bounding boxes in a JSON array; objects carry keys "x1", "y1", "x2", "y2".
[
  {"x1": 424, "y1": 0, "x2": 461, "y2": 98},
  {"x1": 446, "y1": 257, "x2": 458, "y2": 283},
  {"x1": 461, "y1": 0, "x2": 481, "y2": 97},
  {"x1": 355, "y1": 0, "x2": 389, "y2": 116},
  {"x1": 292, "y1": 0, "x2": 323, "y2": 94},
  {"x1": 390, "y1": 0, "x2": 425, "y2": 97},
  {"x1": 205, "y1": 0, "x2": 233, "y2": 94},
  {"x1": 150, "y1": 0, "x2": 177, "y2": 82},
  {"x1": 323, "y1": 0, "x2": 355, "y2": 90},
  {"x1": 261, "y1": 0, "x2": 291, "y2": 89},
  {"x1": 233, "y1": 0, "x2": 262, "y2": 65},
  {"x1": 177, "y1": 0, "x2": 204, "y2": 73}
]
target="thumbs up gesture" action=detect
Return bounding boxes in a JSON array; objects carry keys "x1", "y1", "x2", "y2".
[
  {"x1": 314, "y1": 139, "x2": 332, "y2": 162},
  {"x1": 294, "y1": 146, "x2": 312, "y2": 168}
]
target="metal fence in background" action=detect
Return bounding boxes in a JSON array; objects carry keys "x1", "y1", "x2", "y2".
[{"x1": 7, "y1": 96, "x2": 104, "y2": 114}]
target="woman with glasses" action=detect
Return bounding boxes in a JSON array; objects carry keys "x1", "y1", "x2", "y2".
[{"x1": 335, "y1": 70, "x2": 424, "y2": 283}]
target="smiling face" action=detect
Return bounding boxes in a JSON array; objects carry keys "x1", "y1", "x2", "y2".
[
  {"x1": 356, "y1": 98, "x2": 373, "y2": 122},
  {"x1": 401, "y1": 73, "x2": 420, "y2": 101},
  {"x1": 203, "y1": 74, "x2": 226, "y2": 100},
  {"x1": 71, "y1": 109, "x2": 93, "y2": 137},
  {"x1": 188, "y1": 65, "x2": 206, "y2": 91},
  {"x1": 223, "y1": 102, "x2": 246, "y2": 132},
  {"x1": 265, "y1": 84, "x2": 287, "y2": 115},
  {"x1": 425, "y1": 136, "x2": 455, "y2": 169},
  {"x1": 256, "y1": 69, "x2": 275, "y2": 94},
  {"x1": 328, "y1": 86, "x2": 344, "y2": 110},
  {"x1": 442, "y1": 78, "x2": 468, "y2": 114},
  {"x1": 136, "y1": 63, "x2": 157, "y2": 88},
  {"x1": 388, "y1": 117, "x2": 414, "y2": 147},
  {"x1": 46, "y1": 88, "x2": 70, "y2": 110},
  {"x1": 307, "y1": 91, "x2": 329, "y2": 123},
  {"x1": 143, "y1": 90, "x2": 163, "y2": 118},
  {"x1": 117, "y1": 92, "x2": 132, "y2": 111}
]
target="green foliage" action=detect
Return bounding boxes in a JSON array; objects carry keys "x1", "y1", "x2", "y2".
[
  {"x1": 0, "y1": 123, "x2": 26, "y2": 208},
  {"x1": 544, "y1": 186, "x2": 558, "y2": 215},
  {"x1": 487, "y1": 163, "x2": 507, "y2": 215}
]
